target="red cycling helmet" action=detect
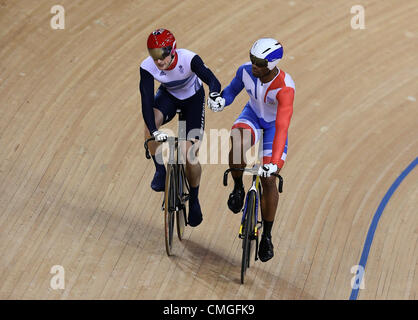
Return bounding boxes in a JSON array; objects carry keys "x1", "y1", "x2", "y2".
[{"x1": 147, "y1": 28, "x2": 176, "y2": 60}]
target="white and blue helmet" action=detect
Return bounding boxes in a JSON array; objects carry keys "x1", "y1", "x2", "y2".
[{"x1": 250, "y1": 38, "x2": 283, "y2": 70}]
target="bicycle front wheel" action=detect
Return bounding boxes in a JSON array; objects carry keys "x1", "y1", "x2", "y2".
[
  {"x1": 164, "y1": 164, "x2": 176, "y2": 256},
  {"x1": 241, "y1": 190, "x2": 256, "y2": 284}
]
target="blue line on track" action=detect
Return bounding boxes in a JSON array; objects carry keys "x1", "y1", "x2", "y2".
[{"x1": 349, "y1": 157, "x2": 417, "y2": 300}]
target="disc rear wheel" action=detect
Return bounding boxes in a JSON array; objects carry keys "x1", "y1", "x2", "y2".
[
  {"x1": 164, "y1": 164, "x2": 176, "y2": 256},
  {"x1": 176, "y1": 164, "x2": 187, "y2": 240},
  {"x1": 176, "y1": 207, "x2": 186, "y2": 240}
]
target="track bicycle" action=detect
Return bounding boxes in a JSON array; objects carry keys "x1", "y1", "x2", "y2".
[
  {"x1": 144, "y1": 110, "x2": 190, "y2": 256},
  {"x1": 223, "y1": 166, "x2": 283, "y2": 284}
]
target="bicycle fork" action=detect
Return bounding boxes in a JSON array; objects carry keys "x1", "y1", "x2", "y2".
[{"x1": 162, "y1": 164, "x2": 189, "y2": 213}]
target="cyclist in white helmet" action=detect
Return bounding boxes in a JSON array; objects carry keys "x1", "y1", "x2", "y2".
[{"x1": 208, "y1": 38, "x2": 295, "y2": 262}]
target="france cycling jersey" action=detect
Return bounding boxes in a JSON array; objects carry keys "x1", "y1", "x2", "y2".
[{"x1": 222, "y1": 62, "x2": 295, "y2": 168}]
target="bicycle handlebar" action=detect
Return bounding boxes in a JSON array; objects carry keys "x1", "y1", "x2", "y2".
[
  {"x1": 144, "y1": 136, "x2": 180, "y2": 160},
  {"x1": 144, "y1": 140, "x2": 284, "y2": 193},
  {"x1": 223, "y1": 167, "x2": 283, "y2": 193}
]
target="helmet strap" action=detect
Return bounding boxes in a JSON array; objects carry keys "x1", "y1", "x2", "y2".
[
  {"x1": 165, "y1": 52, "x2": 178, "y2": 70},
  {"x1": 169, "y1": 53, "x2": 175, "y2": 65}
]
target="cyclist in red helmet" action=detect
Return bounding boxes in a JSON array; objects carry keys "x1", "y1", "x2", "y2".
[{"x1": 139, "y1": 28, "x2": 222, "y2": 227}]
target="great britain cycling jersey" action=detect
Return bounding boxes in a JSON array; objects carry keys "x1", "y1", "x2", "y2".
[
  {"x1": 139, "y1": 48, "x2": 221, "y2": 135},
  {"x1": 221, "y1": 62, "x2": 295, "y2": 168}
]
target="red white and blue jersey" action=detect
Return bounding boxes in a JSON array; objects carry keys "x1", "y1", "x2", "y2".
[
  {"x1": 139, "y1": 49, "x2": 221, "y2": 134},
  {"x1": 222, "y1": 62, "x2": 295, "y2": 167},
  {"x1": 140, "y1": 49, "x2": 202, "y2": 100}
]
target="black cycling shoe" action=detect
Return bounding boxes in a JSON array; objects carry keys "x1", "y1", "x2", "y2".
[
  {"x1": 151, "y1": 168, "x2": 166, "y2": 192},
  {"x1": 227, "y1": 185, "x2": 245, "y2": 213},
  {"x1": 188, "y1": 198, "x2": 203, "y2": 227},
  {"x1": 258, "y1": 234, "x2": 274, "y2": 262}
]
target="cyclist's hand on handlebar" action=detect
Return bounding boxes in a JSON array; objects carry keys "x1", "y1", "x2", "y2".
[
  {"x1": 258, "y1": 163, "x2": 278, "y2": 177},
  {"x1": 152, "y1": 130, "x2": 168, "y2": 142},
  {"x1": 208, "y1": 92, "x2": 225, "y2": 112}
]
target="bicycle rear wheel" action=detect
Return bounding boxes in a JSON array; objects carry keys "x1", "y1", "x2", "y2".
[
  {"x1": 241, "y1": 190, "x2": 256, "y2": 284},
  {"x1": 164, "y1": 164, "x2": 176, "y2": 256},
  {"x1": 176, "y1": 164, "x2": 187, "y2": 241}
]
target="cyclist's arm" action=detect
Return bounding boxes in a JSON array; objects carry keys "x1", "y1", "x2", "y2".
[
  {"x1": 220, "y1": 66, "x2": 245, "y2": 107},
  {"x1": 271, "y1": 87, "x2": 294, "y2": 168},
  {"x1": 190, "y1": 55, "x2": 221, "y2": 93},
  {"x1": 139, "y1": 67, "x2": 158, "y2": 135}
]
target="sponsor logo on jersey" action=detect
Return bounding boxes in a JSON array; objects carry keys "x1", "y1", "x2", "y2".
[{"x1": 266, "y1": 96, "x2": 275, "y2": 105}]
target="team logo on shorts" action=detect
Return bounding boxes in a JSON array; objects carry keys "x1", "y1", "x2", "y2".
[{"x1": 179, "y1": 65, "x2": 184, "y2": 74}]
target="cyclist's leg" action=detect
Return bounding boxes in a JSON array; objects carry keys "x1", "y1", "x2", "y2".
[
  {"x1": 260, "y1": 131, "x2": 287, "y2": 222},
  {"x1": 258, "y1": 128, "x2": 288, "y2": 262},
  {"x1": 146, "y1": 87, "x2": 178, "y2": 191},
  {"x1": 182, "y1": 86, "x2": 205, "y2": 227},
  {"x1": 230, "y1": 104, "x2": 262, "y2": 176},
  {"x1": 228, "y1": 104, "x2": 261, "y2": 213},
  {"x1": 258, "y1": 174, "x2": 277, "y2": 262},
  {"x1": 260, "y1": 175, "x2": 279, "y2": 228}
]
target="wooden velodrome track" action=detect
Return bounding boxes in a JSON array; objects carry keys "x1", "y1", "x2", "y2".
[{"x1": 0, "y1": 0, "x2": 417, "y2": 300}]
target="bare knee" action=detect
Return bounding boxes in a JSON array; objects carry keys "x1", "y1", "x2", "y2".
[
  {"x1": 154, "y1": 108, "x2": 164, "y2": 128},
  {"x1": 261, "y1": 176, "x2": 279, "y2": 193},
  {"x1": 185, "y1": 140, "x2": 200, "y2": 166},
  {"x1": 230, "y1": 128, "x2": 252, "y2": 165}
]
